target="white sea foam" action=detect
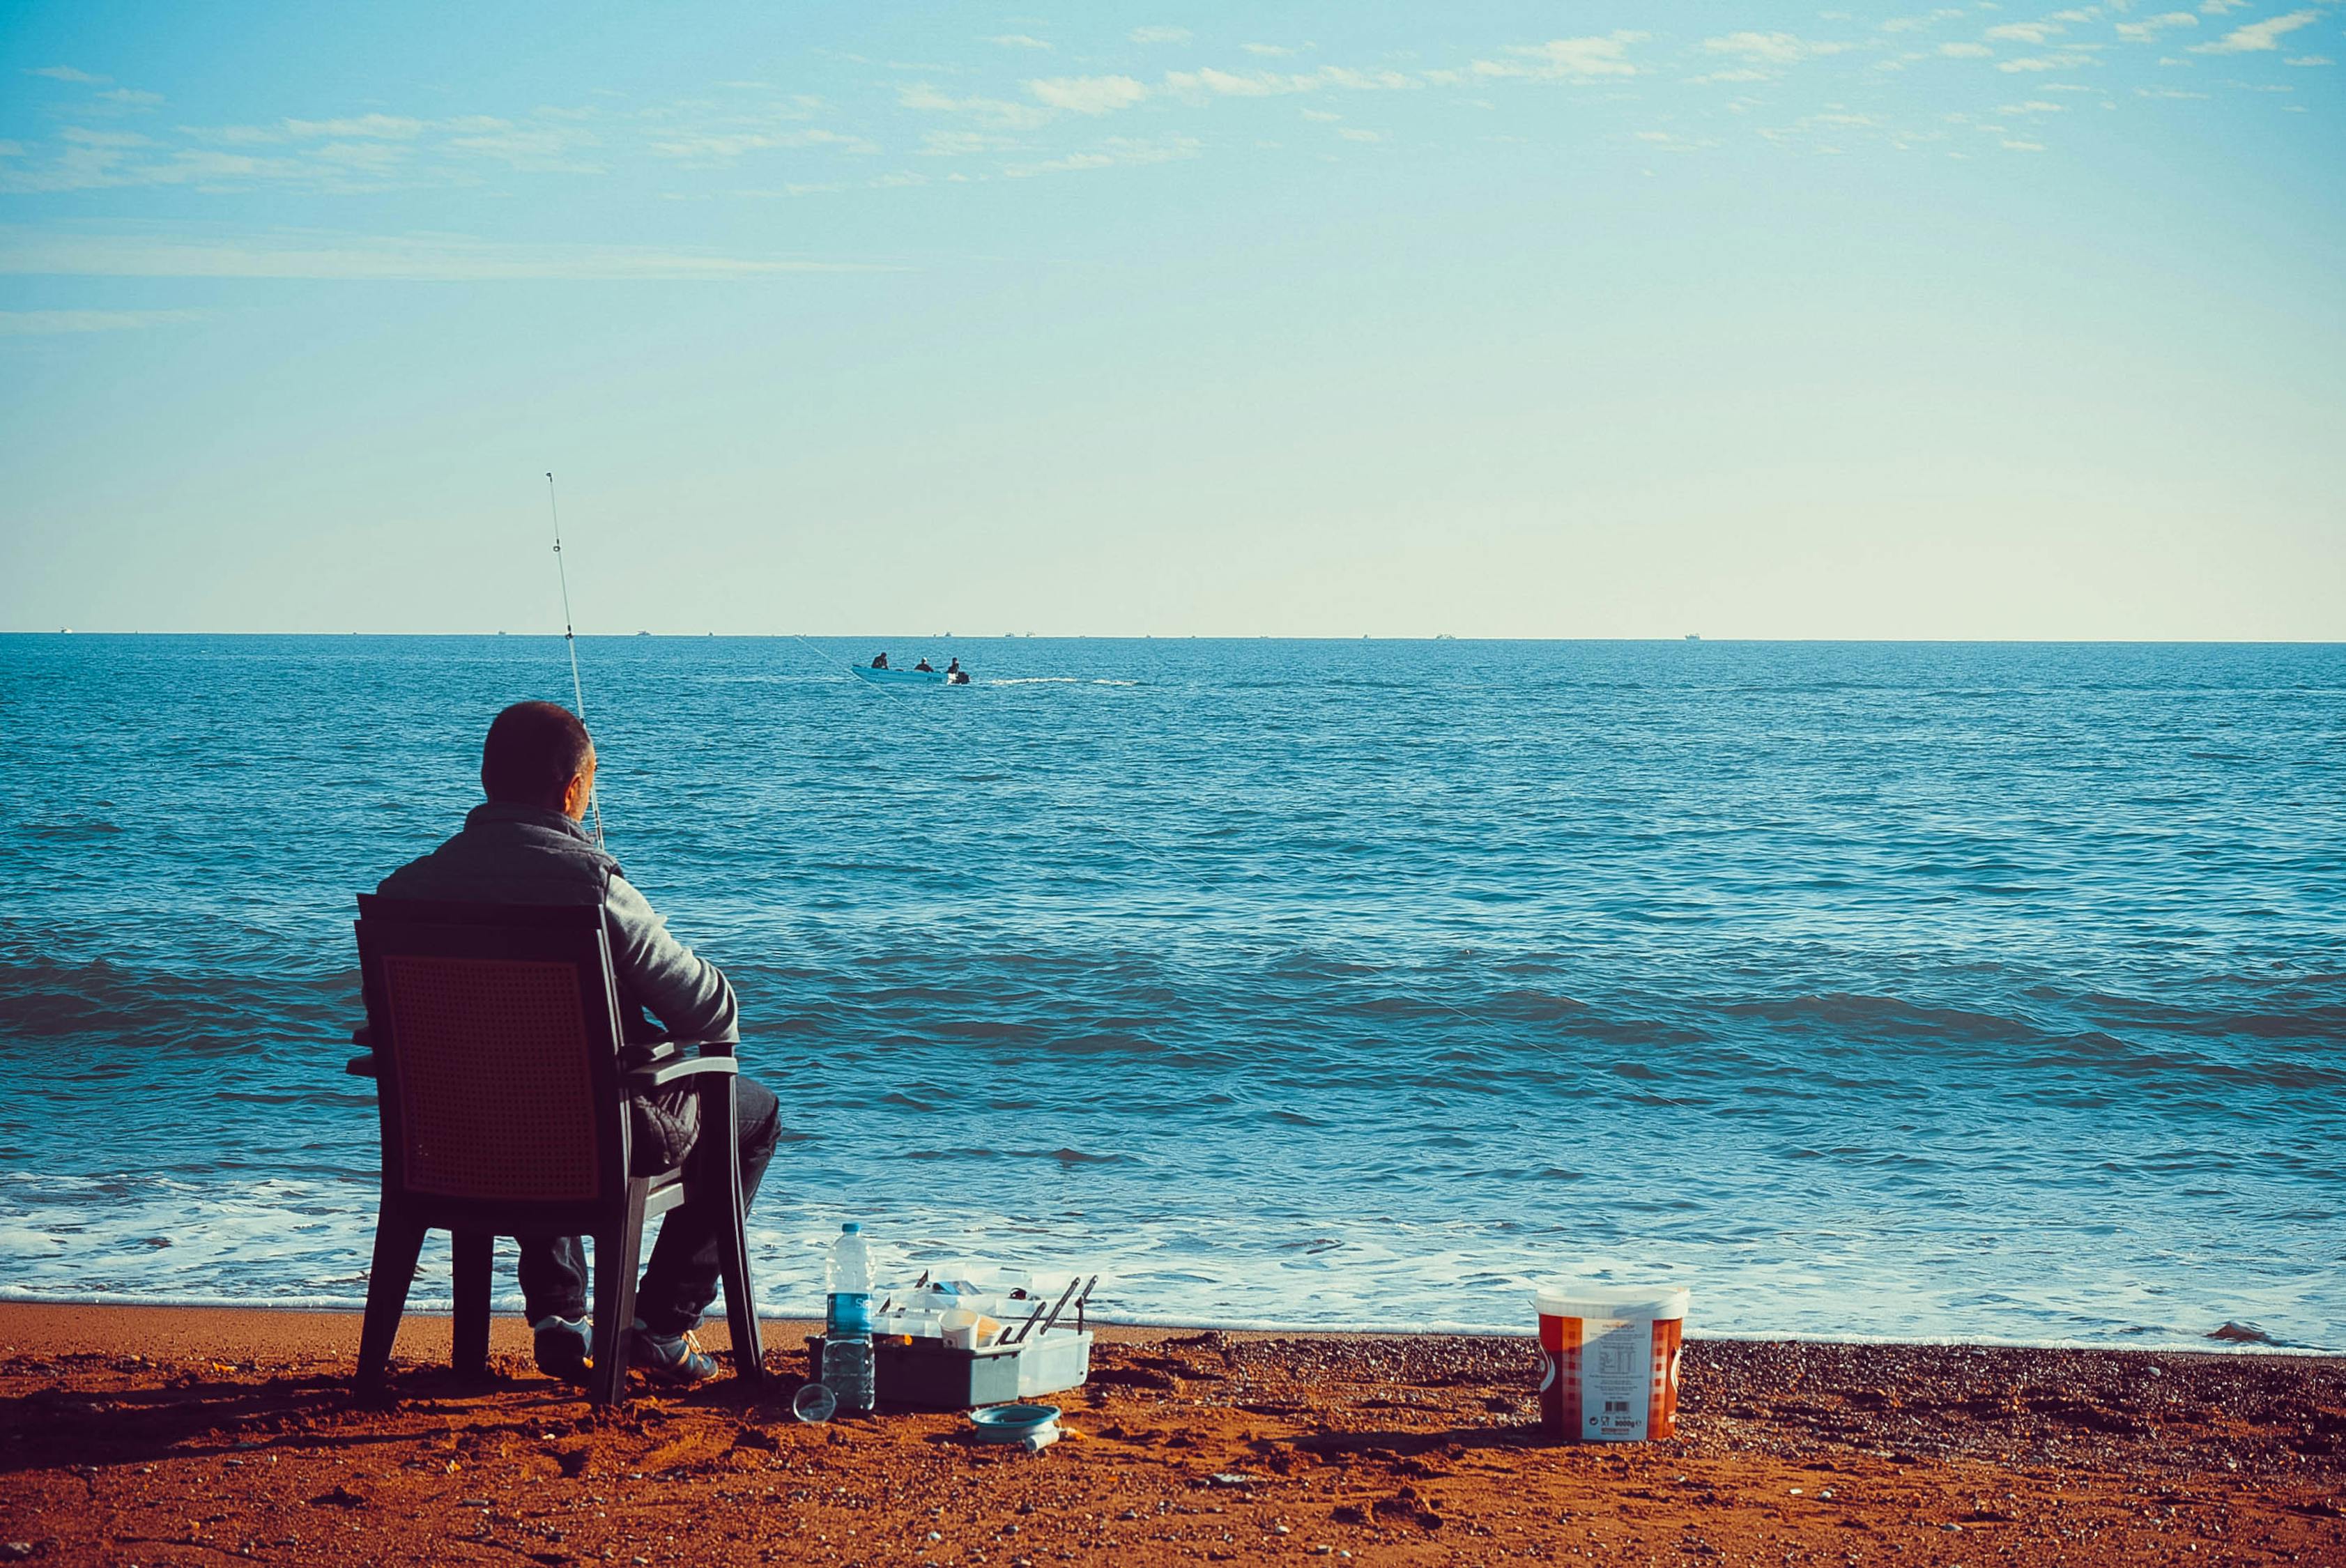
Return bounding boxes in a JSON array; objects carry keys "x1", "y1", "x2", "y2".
[{"x1": 0, "y1": 1174, "x2": 2333, "y2": 1353}]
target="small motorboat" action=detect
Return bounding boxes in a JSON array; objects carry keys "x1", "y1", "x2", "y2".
[
  {"x1": 852, "y1": 661, "x2": 972, "y2": 686},
  {"x1": 853, "y1": 663, "x2": 946, "y2": 686}
]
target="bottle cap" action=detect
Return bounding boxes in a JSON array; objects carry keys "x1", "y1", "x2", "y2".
[{"x1": 841, "y1": 1222, "x2": 861, "y2": 1233}]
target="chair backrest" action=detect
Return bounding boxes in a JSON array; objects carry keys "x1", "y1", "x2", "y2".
[{"x1": 354, "y1": 896, "x2": 629, "y2": 1226}]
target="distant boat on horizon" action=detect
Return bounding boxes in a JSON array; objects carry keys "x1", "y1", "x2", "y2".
[{"x1": 1685, "y1": 633, "x2": 1701, "y2": 641}]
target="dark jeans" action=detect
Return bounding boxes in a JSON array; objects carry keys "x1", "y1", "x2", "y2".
[{"x1": 518, "y1": 1076, "x2": 781, "y2": 1336}]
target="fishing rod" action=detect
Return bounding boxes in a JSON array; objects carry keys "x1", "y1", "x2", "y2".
[{"x1": 546, "y1": 471, "x2": 605, "y2": 846}]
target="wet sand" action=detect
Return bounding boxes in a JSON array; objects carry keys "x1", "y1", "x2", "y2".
[{"x1": 0, "y1": 1303, "x2": 2340, "y2": 1565}]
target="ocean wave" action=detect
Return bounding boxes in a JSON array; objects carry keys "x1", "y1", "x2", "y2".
[{"x1": 4, "y1": 636, "x2": 2343, "y2": 1348}]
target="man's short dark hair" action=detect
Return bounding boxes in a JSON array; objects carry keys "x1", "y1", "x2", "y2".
[{"x1": 482, "y1": 701, "x2": 593, "y2": 808}]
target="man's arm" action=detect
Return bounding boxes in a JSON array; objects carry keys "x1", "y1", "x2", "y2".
[{"x1": 602, "y1": 873, "x2": 739, "y2": 1044}]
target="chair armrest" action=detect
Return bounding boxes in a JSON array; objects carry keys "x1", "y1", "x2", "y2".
[
  {"x1": 619, "y1": 1038, "x2": 683, "y2": 1073},
  {"x1": 618, "y1": 1036, "x2": 735, "y2": 1072},
  {"x1": 621, "y1": 1056, "x2": 739, "y2": 1096},
  {"x1": 346, "y1": 1054, "x2": 378, "y2": 1078}
]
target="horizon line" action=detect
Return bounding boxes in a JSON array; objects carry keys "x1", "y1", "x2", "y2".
[{"x1": 6, "y1": 630, "x2": 2344, "y2": 647}]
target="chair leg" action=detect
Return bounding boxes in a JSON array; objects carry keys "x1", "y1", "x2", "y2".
[
  {"x1": 706, "y1": 1079, "x2": 763, "y2": 1383},
  {"x1": 589, "y1": 1181, "x2": 648, "y2": 1407},
  {"x1": 356, "y1": 1204, "x2": 427, "y2": 1394},
  {"x1": 452, "y1": 1231, "x2": 493, "y2": 1378}
]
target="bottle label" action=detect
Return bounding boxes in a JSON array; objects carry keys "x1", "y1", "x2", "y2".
[{"x1": 825, "y1": 1291, "x2": 873, "y2": 1337}]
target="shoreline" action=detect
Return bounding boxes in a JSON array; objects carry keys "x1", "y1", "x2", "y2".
[
  {"x1": 0, "y1": 1293, "x2": 2322, "y2": 1359},
  {"x1": 2, "y1": 1303, "x2": 2341, "y2": 1565}
]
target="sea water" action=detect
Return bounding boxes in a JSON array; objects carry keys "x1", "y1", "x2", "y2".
[{"x1": 1, "y1": 635, "x2": 2339, "y2": 1350}]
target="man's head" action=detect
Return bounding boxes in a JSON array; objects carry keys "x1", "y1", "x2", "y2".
[{"x1": 481, "y1": 700, "x2": 597, "y2": 820}]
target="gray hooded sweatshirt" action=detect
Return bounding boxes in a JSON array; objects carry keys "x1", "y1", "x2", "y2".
[{"x1": 376, "y1": 800, "x2": 738, "y2": 1169}]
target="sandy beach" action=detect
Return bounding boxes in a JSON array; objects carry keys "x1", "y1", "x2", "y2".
[{"x1": 0, "y1": 1305, "x2": 2340, "y2": 1566}]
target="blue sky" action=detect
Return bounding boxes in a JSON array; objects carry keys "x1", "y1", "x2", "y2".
[{"x1": 3, "y1": 1, "x2": 2340, "y2": 637}]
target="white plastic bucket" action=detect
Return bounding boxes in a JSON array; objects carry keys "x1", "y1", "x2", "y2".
[{"x1": 1535, "y1": 1282, "x2": 1690, "y2": 1442}]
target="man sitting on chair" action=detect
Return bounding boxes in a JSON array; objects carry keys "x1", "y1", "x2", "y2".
[{"x1": 377, "y1": 700, "x2": 781, "y2": 1386}]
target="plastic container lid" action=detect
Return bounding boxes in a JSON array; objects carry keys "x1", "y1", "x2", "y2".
[
  {"x1": 1535, "y1": 1282, "x2": 1690, "y2": 1321},
  {"x1": 841, "y1": 1221, "x2": 861, "y2": 1233}
]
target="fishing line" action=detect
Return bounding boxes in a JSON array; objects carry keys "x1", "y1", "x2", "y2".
[{"x1": 545, "y1": 470, "x2": 605, "y2": 847}]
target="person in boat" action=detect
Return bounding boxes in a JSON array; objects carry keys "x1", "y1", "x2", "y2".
[
  {"x1": 914, "y1": 658, "x2": 934, "y2": 672},
  {"x1": 870, "y1": 653, "x2": 889, "y2": 669},
  {"x1": 374, "y1": 700, "x2": 781, "y2": 1388}
]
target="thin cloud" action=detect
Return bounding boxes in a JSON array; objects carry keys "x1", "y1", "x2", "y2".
[
  {"x1": 1027, "y1": 75, "x2": 1151, "y2": 114},
  {"x1": 919, "y1": 130, "x2": 1021, "y2": 155},
  {"x1": 0, "y1": 226, "x2": 896, "y2": 281},
  {"x1": 13, "y1": 93, "x2": 882, "y2": 187},
  {"x1": 2191, "y1": 9, "x2": 2320, "y2": 52},
  {"x1": 1166, "y1": 63, "x2": 1420, "y2": 96},
  {"x1": 309, "y1": 141, "x2": 408, "y2": 174},
  {"x1": 1701, "y1": 31, "x2": 1857, "y2": 64},
  {"x1": 1940, "y1": 41, "x2": 1997, "y2": 56},
  {"x1": 986, "y1": 34, "x2": 1052, "y2": 51},
  {"x1": 898, "y1": 82, "x2": 1054, "y2": 128},
  {"x1": 283, "y1": 114, "x2": 427, "y2": 139},
  {"x1": 649, "y1": 128, "x2": 877, "y2": 161},
  {"x1": 1986, "y1": 22, "x2": 2067, "y2": 43},
  {"x1": 1130, "y1": 26, "x2": 1193, "y2": 45},
  {"x1": 2116, "y1": 12, "x2": 2199, "y2": 41},
  {"x1": 1883, "y1": 8, "x2": 1968, "y2": 31},
  {"x1": 1999, "y1": 52, "x2": 2098, "y2": 70},
  {"x1": 2283, "y1": 54, "x2": 2333, "y2": 66},
  {"x1": 1241, "y1": 43, "x2": 1301, "y2": 57},
  {"x1": 16, "y1": 106, "x2": 620, "y2": 186},
  {"x1": 0, "y1": 307, "x2": 206, "y2": 335},
  {"x1": 25, "y1": 66, "x2": 109, "y2": 84},
  {"x1": 440, "y1": 118, "x2": 603, "y2": 171},
  {"x1": 1440, "y1": 33, "x2": 1647, "y2": 82},
  {"x1": 1002, "y1": 134, "x2": 1199, "y2": 177}
]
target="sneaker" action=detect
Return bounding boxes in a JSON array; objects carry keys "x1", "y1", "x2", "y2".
[
  {"x1": 531, "y1": 1315, "x2": 592, "y2": 1383},
  {"x1": 629, "y1": 1321, "x2": 719, "y2": 1385}
]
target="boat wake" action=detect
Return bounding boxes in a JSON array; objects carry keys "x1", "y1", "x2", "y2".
[{"x1": 987, "y1": 677, "x2": 1139, "y2": 687}]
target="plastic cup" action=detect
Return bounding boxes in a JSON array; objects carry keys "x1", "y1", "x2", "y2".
[{"x1": 1535, "y1": 1283, "x2": 1689, "y2": 1442}]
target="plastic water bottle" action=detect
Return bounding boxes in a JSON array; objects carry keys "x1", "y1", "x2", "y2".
[
  {"x1": 825, "y1": 1222, "x2": 873, "y2": 1334},
  {"x1": 820, "y1": 1222, "x2": 875, "y2": 1413}
]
